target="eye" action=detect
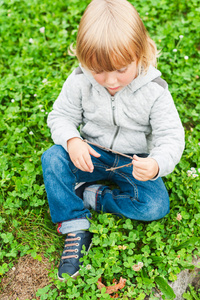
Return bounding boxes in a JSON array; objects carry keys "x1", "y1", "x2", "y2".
[
  {"x1": 117, "y1": 67, "x2": 127, "y2": 73},
  {"x1": 91, "y1": 69, "x2": 104, "y2": 75}
]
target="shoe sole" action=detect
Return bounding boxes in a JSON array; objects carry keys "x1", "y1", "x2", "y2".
[
  {"x1": 57, "y1": 269, "x2": 80, "y2": 281},
  {"x1": 57, "y1": 241, "x2": 93, "y2": 282},
  {"x1": 75, "y1": 182, "x2": 86, "y2": 189}
]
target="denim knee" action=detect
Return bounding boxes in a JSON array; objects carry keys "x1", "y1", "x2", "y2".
[
  {"x1": 41, "y1": 145, "x2": 66, "y2": 171},
  {"x1": 143, "y1": 197, "x2": 170, "y2": 221}
]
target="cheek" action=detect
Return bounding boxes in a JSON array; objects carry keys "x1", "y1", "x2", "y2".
[
  {"x1": 93, "y1": 74, "x2": 105, "y2": 85},
  {"x1": 120, "y1": 70, "x2": 137, "y2": 85},
  {"x1": 119, "y1": 74, "x2": 133, "y2": 85}
]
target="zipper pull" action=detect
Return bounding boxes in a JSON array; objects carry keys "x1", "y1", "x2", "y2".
[{"x1": 111, "y1": 97, "x2": 115, "y2": 109}]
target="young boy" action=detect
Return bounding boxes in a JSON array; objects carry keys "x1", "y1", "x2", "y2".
[{"x1": 42, "y1": 0, "x2": 185, "y2": 280}]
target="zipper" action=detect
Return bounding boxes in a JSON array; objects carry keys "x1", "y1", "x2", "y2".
[
  {"x1": 110, "y1": 96, "x2": 119, "y2": 149},
  {"x1": 111, "y1": 96, "x2": 116, "y2": 125},
  {"x1": 110, "y1": 126, "x2": 119, "y2": 149}
]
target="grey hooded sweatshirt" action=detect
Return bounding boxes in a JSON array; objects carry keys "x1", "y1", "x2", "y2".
[{"x1": 47, "y1": 65, "x2": 185, "y2": 178}]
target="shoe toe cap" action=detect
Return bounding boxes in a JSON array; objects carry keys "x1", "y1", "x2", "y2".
[{"x1": 58, "y1": 260, "x2": 80, "y2": 279}]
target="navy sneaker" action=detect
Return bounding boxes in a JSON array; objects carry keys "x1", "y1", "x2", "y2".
[{"x1": 58, "y1": 230, "x2": 93, "y2": 280}]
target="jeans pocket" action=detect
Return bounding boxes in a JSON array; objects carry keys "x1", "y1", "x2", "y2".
[{"x1": 69, "y1": 161, "x2": 79, "y2": 174}]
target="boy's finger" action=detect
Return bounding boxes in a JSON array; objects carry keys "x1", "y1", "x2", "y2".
[
  {"x1": 133, "y1": 155, "x2": 148, "y2": 162},
  {"x1": 133, "y1": 155, "x2": 142, "y2": 161},
  {"x1": 132, "y1": 159, "x2": 148, "y2": 170},
  {"x1": 83, "y1": 152, "x2": 95, "y2": 172},
  {"x1": 76, "y1": 157, "x2": 87, "y2": 172},
  {"x1": 132, "y1": 170, "x2": 146, "y2": 181},
  {"x1": 88, "y1": 146, "x2": 101, "y2": 158},
  {"x1": 133, "y1": 166, "x2": 146, "y2": 176}
]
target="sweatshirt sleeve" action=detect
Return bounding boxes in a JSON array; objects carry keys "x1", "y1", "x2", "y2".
[
  {"x1": 148, "y1": 83, "x2": 185, "y2": 178},
  {"x1": 47, "y1": 70, "x2": 83, "y2": 151}
]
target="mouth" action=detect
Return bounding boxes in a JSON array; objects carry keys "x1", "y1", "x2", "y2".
[{"x1": 107, "y1": 86, "x2": 120, "y2": 91}]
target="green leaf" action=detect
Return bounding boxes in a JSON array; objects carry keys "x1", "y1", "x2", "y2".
[
  {"x1": 149, "y1": 256, "x2": 164, "y2": 263},
  {"x1": 178, "y1": 261, "x2": 195, "y2": 270},
  {"x1": 174, "y1": 237, "x2": 200, "y2": 250},
  {"x1": 155, "y1": 276, "x2": 176, "y2": 299},
  {"x1": 136, "y1": 293, "x2": 146, "y2": 300},
  {"x1": 141, "y1": 268, "x2": 152, "y2": 285},
  {"x1": 86, "y1": 275, "x2": 100, "y2": 285}
]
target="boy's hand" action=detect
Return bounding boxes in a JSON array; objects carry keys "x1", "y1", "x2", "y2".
[
  {"x1": 67, "y1": 138, "x2": 101, "y2": 172},
  {"x1": 132, "y1": 155, "x2": 159, "y2": 181}
]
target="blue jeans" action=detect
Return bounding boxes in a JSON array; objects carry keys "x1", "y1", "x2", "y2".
[{"x1": 41, "y1": 145, "x2": 170, "y2": 234}]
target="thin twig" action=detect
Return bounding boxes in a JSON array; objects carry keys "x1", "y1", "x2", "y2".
[
  {"x1": 106, "y1": 162, "x2": 133, "y2": 171},
  {"x1": 84, "y1": 139, "x2": 133, "y2": 171},
  {"x1": 83, "y1": 139, "x2": 133, "y2": 160}
]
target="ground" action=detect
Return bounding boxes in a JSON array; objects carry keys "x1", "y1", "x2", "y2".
[
  {"x1": 0, "y1": 255, "x2": 52, "y2": 300},
  {"x1": 0, "y1": 255, "x2": 199, "y2": 299}
]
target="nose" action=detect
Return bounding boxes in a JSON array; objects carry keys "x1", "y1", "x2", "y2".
[{"x1": 105, "y1": 72, "x2": 117, "y2": 86}]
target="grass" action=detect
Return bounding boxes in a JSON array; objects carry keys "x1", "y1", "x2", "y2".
[{"x1": 0, "y1": 0, "x2": 200, "y2": 299}]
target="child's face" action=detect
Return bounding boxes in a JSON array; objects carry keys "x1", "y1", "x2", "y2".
[{"x1": 90, "y1": 61, "x2": 138, "y2": 96}]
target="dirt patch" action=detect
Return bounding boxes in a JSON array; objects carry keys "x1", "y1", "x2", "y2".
[{"x1": 0, "y1": 254, "x2": 52, "y2": 300}]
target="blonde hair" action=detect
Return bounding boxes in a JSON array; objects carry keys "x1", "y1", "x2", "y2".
[{"x1": 74, "y1": 0, "x2": 158, "y2": 74}]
